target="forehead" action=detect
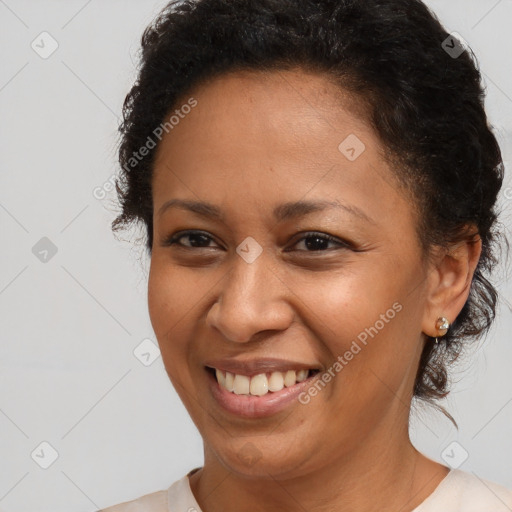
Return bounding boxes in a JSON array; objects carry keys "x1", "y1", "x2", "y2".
[
  {"x1": 151, "y1": 68, "x2": 413, "y2": 233},
  {"x1": 156, "y1": 68, "x2": 370, "y2": 154}
]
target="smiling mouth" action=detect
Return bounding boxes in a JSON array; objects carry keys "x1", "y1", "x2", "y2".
[{"x1": 206, "y1": 367, "x2": 320, "y2": 397}]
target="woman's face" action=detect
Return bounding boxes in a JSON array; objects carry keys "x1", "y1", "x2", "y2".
[{"x1": 148, "y1": 69, "x2": 434, "y2": 478}]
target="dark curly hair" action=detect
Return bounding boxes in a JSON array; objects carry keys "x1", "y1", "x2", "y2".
[{"x1": 112, "y1": 0, "x2": 505, "y2": 425}]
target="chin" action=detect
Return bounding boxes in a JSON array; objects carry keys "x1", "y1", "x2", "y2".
[{"x1": 208, "y1": 435, "x2": 316, "y2": 480}]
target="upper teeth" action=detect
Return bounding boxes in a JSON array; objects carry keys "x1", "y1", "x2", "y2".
[{"x1": 215, "y1": 369, "x2": 310, "y2": 396}]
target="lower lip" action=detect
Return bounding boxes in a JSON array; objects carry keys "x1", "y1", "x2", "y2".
[{"x1": 206, "y1": 369, "x2": 318, "y2": 418}]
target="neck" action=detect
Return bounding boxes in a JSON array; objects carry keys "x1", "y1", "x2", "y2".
[{"x1": 189, "y1": 423, "x2": 449, "y2": 512}]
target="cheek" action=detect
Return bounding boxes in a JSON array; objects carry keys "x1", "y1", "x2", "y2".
[
  {"x1": 304, "y1": 262, "x2": 422, "y2": 385},
  {"x1": 147, "y1": 257, "x2": 222, "y2": 384},
  {"x1": 326, "y1": 297, "x2": 423, "y2": 421},
  {"x1": 147, "y1": 257, "x2": 203, "y2": 337},
  {"x1": 147, "y1": 268, "x2": 174, "y2": 342},
  {"x1": 147, "y1": 260, "x2": 194, "y2": 373},
  {"x1": 288, "y1": 265, "x2": 398, "y2": 343}
]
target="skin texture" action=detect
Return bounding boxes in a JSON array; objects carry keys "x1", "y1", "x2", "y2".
[{"x1": 148, "y1": 69, "x2": 482, "y2": 512}]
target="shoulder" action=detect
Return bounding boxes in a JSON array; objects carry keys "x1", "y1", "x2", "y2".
[
  {"x1": 417, "y1": 469, "x2": 512, "y2": 512},
  {"x1": 98, "y1": 489, "x2": 167, "y2": 512},
  {"x1": 98, "y1": 472, "x2": 198, "y2": 512}
]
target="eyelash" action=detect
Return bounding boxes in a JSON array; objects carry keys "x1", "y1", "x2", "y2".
[{"x1": 161, "y1": 230, "x2": 352, "y2": 253}]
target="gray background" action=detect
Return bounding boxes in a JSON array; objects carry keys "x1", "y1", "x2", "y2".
[{"x1": 0, "y1": 1, "x2": 511, "y2": 511}]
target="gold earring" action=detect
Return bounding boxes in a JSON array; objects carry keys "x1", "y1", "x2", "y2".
[{"x1": 434, "y1": 316, "x2": 450, "y2": 344}]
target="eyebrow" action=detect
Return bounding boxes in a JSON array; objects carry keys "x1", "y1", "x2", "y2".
[{"x1": 157, "y1": 198, "x2": 376, "y2": 225}]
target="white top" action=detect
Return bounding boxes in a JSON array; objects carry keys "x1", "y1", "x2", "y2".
[{"x1": 99, "y1": 467, "x2": 512, "y2": 511}]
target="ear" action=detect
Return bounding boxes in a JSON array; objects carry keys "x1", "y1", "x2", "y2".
[{"x1": 421, "y1": 227, "x2": 482, "y2": 338}]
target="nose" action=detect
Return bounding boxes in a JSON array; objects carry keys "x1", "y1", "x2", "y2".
[{"x1": 205, "y1": 253, "x2": 294, "y2": 343}]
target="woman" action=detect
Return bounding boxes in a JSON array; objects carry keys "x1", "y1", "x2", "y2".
[{"x1": 101, "y1": 0, "x2": 512, "y2": 510}]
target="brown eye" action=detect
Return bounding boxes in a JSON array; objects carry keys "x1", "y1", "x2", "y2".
[
  {"x1": 162, "y1": 230, "x2": 218, "y2": 249},
  {"x1": 289, "y1": 232, "x2": 351, "y2": 252}
]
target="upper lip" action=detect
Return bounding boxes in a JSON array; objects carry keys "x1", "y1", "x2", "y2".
[{"x1": 204, "y1": 357, "x2": 321, "y2": 377}]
